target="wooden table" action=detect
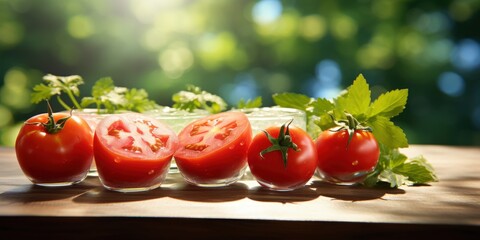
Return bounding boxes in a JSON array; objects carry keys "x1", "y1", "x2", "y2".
[{"x1": 1, "y1": 145, "x2": 479, "y2": 239}]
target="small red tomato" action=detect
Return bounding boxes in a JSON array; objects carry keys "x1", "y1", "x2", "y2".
[
  {"x1": 247, "y1": 122, "x2": 317, "y2": 191},
  {"x1": 316, "y1": 128, "x2": 380, "y2": 184},
  {"x1": 94, "y1": 113, "x2": 178, "y2": 192},
  {"x1": 174, "y1": 111, "x2": 252, "y2": 187},
  {"x1": 15, "y1": 108, "x2": 94, "y2": 186}
]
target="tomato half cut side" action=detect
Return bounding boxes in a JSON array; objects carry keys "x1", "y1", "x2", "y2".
[
  {"x1": 94, "y1": 113, "x2": 178, "y2": 192},
  {"x1": 174, "y1": 111, "x2": 252, "y2": 187}
]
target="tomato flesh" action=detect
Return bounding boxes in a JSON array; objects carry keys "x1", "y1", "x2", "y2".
[
  {"x1": 247, "y1": 126, "x2": 317, "y2": 191},
  {"x1": 94, "y1": 113, "x2": 178, "y2": 191},
  {"x1": 174, "y1": 111, "x2": 252, "y2": 186},
  {"x1": 15, "y1": 113, "x2": 94, "y2": 186},
  {"x1": 315, "y1": 129, "x2": 380, "y2": 184}
]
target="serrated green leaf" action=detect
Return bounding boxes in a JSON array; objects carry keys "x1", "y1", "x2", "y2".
[
  {"x1": 378, "y1": 169, "x2": 412, "y2": 188},
  {"x1": 368, "y1": 89, "x2": 408, "y2": 119},
  {"x1": 342, "y1": 74, "x2": 371, "y2": 116},
  {"x1": 91, "y1": 77, "x2": 115, "y2": 98},
  {"x1": 310, "y1": 98, "x2": 335, "y2": 115},
  {"x1": 272, "y1": 93, "x2": 312, "y2": 111},
  {"x1": 394, "y1": 155, "x2": 438, "y2": 184},
  {"x1": 31, "y1": 84, "x2": 61, "y2": 103},
  {"x1": 368, "y1": 116, "x2": 408, "y2": 148}
]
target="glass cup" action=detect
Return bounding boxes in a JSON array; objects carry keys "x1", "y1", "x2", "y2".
[
  {"x1": 72, "y1": 109, "x2": 128, "y2": 177},
  {"x1": 143, "y1": 107, "x2": 210, "y2": 173},
  {"x1": 237, "y1": 107, "x2": 307, "y2": 135}
]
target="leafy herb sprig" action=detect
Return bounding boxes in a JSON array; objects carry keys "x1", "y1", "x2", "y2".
[
  {"x1": 273, "y1": 74, "x2": 438, "y2": 188},
  {"x1": 31, "y1": 74, "x2": 158, "y2": 114},
  {"x1": 172, "y1": 85, "x2": 227, "y2": 114}
]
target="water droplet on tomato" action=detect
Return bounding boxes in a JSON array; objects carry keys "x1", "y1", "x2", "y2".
[
  {"x1": 148, "y1": 170, "x2": 155, "y2": 175},
  {"x1": 352, "y1": 160, "x2": 359, "y2": 166}
]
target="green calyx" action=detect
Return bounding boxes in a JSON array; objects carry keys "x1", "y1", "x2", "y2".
[
  {"x1": 260, "y1": 119, "x2": 300, "y2": 168},
  {"x1": 27, "y1": 100, "x2": 71, "y2": 134},
  {"x1": 330, "y1": 112, "x2": 372, "y2": 149}
]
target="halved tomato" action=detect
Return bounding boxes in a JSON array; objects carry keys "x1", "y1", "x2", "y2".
[
  {"x1": 94, "y1": 113, "x2": 178, "y2": 192},
  {"x1": 174, "y1": 111, "x2": 252, "y2": 186}
]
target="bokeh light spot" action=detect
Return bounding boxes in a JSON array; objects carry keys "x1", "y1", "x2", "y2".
[
  {"x1": 451, "y1": 39, "x2": 480, "y2": 71},
  {"x1": 0, "y1": 105, "x2": 13, "y2": 128},
  {"x1": 252, "y1": 0, "x2": 283, "y2": 24},
  {"x1": 449, "y1": 0, "x2": 474, "y2": 22},
  {"x1": 299, "y1": 15, "x2": 327, "y2": 42},
  {"x1": 331, "y1": 14, "x2": 357, "y2": 40},
  {"x1": 306, "y1": 59, "x2": 342, "y2": 99},
  {"x1": 67, "y1": 15, "x2": 95, "y2": 39},
  {"x1": 158, "y1": 42, "x2": 194, "y2": 79},
  {"x1": 0, "y1": 21, "x2": 24, "y2": 47},
  {"x1": 220, "y1": 73, "x2": 258, "y2": 105},
  {"x1": 437, "y1": 72, "x2": 465, "y2": 97}
]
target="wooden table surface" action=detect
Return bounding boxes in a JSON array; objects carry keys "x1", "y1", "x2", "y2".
[{"x1": 1, "y1": 145, "x2": 479, "y2": 239}]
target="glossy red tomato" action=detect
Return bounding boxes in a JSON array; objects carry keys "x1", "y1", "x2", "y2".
[
  {"x1": 247, "y1": 124, "x2": 317, "y2": 191},
  {"x1": 94, "y1": 113, "x2": 178, "y2": 192},
  {"x1": 315, "y1": 129, "x2": 380, "y2": 184},
  {"x1": 15, "y1": 112, "x2": 93, "y2": 186},
  {"x1": 174, "y1": 111, "x2": 252, "y2": 186}
]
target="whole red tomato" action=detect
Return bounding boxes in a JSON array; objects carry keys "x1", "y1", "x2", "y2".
[
  {"x1": 15, "y1": 109, "x2": 94, "y2": 186},
  {"x1": 94, "y1": 113, "x2": 179, "y2": 192},
  {"x1": 315, "y1": 128, "x2": 379, "y2": 184},
  {"x1": 247, "y1": 122, "x2": 317, "y2": 191},
  {"x1": 174, "y1": 111, "x2": 252, "y2": 187}
]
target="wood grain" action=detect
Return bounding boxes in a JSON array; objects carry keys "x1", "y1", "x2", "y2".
[{"x1": 1, "y1": 145, "x2": 479, "y2": 238}]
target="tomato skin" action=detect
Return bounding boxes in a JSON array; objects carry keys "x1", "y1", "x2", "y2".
[
  {"x1": 315, "y1": 129, "x2": 380, "y2": 184},
  {"x1": 174, "y1": 111, "x2": 252, "y2": 186},
  {"x1": 247, "y1": 126, "x2": 317, "y2": 191},
  {"x1": 93, "y1": 113, "x2": 178, "y2": 192},
  {"x1": 15, "y1": 113, "x2": 94, "y2": 186}
]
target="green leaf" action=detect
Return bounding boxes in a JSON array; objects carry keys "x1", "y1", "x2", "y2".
[
  {"x1": 272, "y1": 93, "x2": 312, "y2": 111},
  {"x1": 378, "y1": 169, "x2": 412, "y2": 188},
  {"x1": 394, "y1": 155, "x2": 438, "y2": 184},
  {"x1": 310, "y1": 98, "x2": 335, "y2": 115},
  {"x1": 172, "y1": 85, "x2": 227, "y2": 113},
  {"x1": 43, "y1": 74, "x2": 83, "y2": 96},
  {"x1": 91, "y1": 77, "x2": 115, "y2": 98},
  {"x1": 80, "y1": 97, "x2": 96, "y2": 108},
  {"x1": 236, "y1": 96, "x2": 262, "y2": 109},
  {"x1": 31, "y1": 84, "x2": 61, "y2": 103},
  {"x1": 368, "y1": 116, "x2": 408, "y2": 148},
  {"x1": 340, "y1": 74, "x2": 371, "y2": 116},
  {"x1": 368, "y1": 89, "x2": 408, "y2": 119}
]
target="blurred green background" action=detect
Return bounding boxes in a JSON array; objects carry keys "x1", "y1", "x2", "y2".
[{"x1": 0, "y1": 0, "x2": 479, "y2": 146}]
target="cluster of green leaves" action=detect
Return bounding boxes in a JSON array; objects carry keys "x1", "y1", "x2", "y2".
[
  {"x1": 80, "y1": 77, "x2": 157, "y2": 113},
  {"x1": 31, "y1": 75, "x2": 158, "y2": 114},
  {"x1": 273, "y1": 74, "x2": 438, "y2": 188},
  {"x1": 172, "y1": 84, "x2": 262, "y2": 113}
]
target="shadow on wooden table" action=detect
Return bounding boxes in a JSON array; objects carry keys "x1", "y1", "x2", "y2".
[
  {"x1": 0, "y1": 183, "x2": 96, "y2": 203},
  {"x1": 247, "y1": 186, "x2": 320, "y2": 203},
  {"x1": 309, "y1": 180, "x2": 406, "y2": 201}
]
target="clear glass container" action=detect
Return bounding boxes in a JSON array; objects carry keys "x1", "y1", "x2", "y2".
[
  {"x1": 236, "y1": 107, "x2": 307, "y2": 136},
  {"x1": 72, "y1": 109, "x2": 127, "y2": 177}
]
